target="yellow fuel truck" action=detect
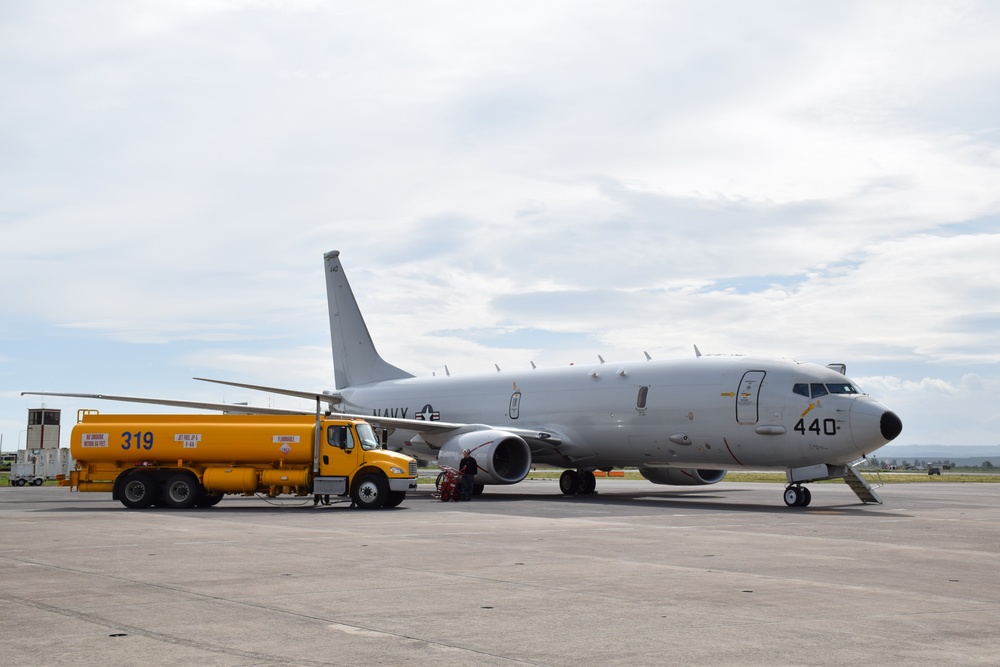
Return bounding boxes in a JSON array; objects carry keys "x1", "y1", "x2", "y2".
[{"x1": 66, "y1": 412, "x2": 418, "y2": 510}]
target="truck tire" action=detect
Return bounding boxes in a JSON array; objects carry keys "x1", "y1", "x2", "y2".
[
  {"x1": 15, "y1": 478, "x2": 26, "y2": 487},
  {"x1": 31, "y1": 478, "x2": 44, "y2": 486},
  {"x1": 162, "y1": 472, "x2": 202, "y2": 509},
  {"x1": 120, "y1": 472, "x2": 158, "y2": 509},
  {"x1": 352, "y1": 473, "x2": 388, "y2": 509}
]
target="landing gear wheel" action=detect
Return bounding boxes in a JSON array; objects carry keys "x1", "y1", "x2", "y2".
[
  {"x1": 783, "y1": 486, "x2": 811, "y2": 507},
  {"x1": 352, "y1": 474, "x2": 388, "y2": 509},
  {"x1": 120, "y1": 472, "x2": 158, "y2": 509},
  {"x1": 162, "y1": 472, "x2": 202, "y2": 509},
  {"x1": 559, "y1": 470, "x2": 582, "y2": 495},
  {"x1": 473, "y1": 483, "x2": 485, "y2": 497},
  {"x1": 580, "y1": 471, "x2": 597, "y2": 494}
]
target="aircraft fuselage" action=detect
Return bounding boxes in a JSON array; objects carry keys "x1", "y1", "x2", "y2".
[{"x1": 337, "y1": 355, "x2": 898, "y2": 471}]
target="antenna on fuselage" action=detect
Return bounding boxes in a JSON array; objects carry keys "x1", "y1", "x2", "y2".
[
  {"x1": 644, "y1": 351, "x2": 652, "y2": 361},
  {"x1": 694, "y1": 345, "x2": 702, "y2": 358}
]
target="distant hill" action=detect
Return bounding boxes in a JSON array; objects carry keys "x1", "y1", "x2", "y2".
[{"x1": 875, "y1": 445, "x2": 999, "y2": 466}]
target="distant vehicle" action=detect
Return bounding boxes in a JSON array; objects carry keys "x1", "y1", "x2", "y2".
[
  {"x1": 928, "y1": 465, "x2": 942, "y2": 476},
  {"x1": 8, "y1": 448, "x2": 74, "y2": 486}
]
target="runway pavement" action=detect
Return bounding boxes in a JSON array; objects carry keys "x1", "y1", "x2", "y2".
[{"x1": 1, "y1": 479, "x2": 998, "y2": 666}]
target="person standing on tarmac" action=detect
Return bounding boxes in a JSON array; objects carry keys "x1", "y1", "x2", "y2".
[{"x1": 459, "y1": 449, "x2": 479, "y2": 501}]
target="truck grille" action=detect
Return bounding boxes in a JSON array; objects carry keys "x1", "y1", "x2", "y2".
[{"x1": 409, "y1": 461, "x2": 418, "y2": 477}]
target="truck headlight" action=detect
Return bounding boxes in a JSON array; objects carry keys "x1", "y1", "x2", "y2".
[{"x1": 390, "y1": 466, "x2": 405, "y2": 475}]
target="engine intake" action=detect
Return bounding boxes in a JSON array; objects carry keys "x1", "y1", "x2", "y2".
[{"x1": 438, "y1": 430, "x2": 532, "y2": 484}]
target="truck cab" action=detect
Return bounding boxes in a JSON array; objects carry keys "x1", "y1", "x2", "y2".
[{"x1": 316, "y1": 421, "x2": 417, "y2": 508}]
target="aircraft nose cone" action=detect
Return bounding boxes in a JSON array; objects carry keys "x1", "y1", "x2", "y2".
[
  {"x1": 881, "y1": 410, "x2": 903, "y2": 441},
  {"x1": 850, "y1": 399, "x2": 902, "y2": 454}
]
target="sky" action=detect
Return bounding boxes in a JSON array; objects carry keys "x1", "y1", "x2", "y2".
[{"x1": 2, "y1": 0, "x2": 999, "y2": 451}]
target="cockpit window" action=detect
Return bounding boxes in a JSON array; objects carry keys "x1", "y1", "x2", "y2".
[{"x1": 792, "y1": 382, "x2": 860, "y2": 398}]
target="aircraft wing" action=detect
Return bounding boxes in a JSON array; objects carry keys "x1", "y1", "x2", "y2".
[
  {"x1": 20, "y1": 391, "x2": 314, "y2": 416},
  {"x1": 22, "y1": 389, "x2": 563, "y2": 448},
  {"x1": 193, "y1": 377, "x2": 342, "y2": 405}
]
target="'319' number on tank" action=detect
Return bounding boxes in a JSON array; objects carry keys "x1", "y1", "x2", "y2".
[
  {"x1": 794, "y1": 418, "x2": 837, "y2": 436},
  {"x1": 121, "y1": 431, "x2": 154, "y2": 450}
]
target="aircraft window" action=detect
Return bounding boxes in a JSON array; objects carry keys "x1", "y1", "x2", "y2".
[
  {"x1": 636, "y1": 386, "x2": 649, "y2": 410},
  {"x1": 826, "y1": 383, "x2": 858, "y2": 394},
  {"x1": 810, "y1": 383, "x2": 829, "y2": 398},
  {"x1": 356, "y1": 423, "x2": 381, "y2": 451},
  {"x1": 792, "y1": 384, "x2": 810, "y2": 397}
]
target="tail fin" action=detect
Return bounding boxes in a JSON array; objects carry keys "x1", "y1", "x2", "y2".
[{"x1": 324, "y1": 250, "x2": 413, "y2": 388}]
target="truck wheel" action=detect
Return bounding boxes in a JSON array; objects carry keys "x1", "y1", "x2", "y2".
[
  {"x1": 162, "y1": 472, "x2": 202, "y2": 509},
  {"x1": 384, "y1": 491, "x2": 406, "y2": 508},
  {"x1": 352, "y1": 474, "x2": 388, "y2": 509},
  {"x1": 120, "y1": 472, "x2": 158, "y2": 509},
  {"x1": 32, "y1": 478, "x2": 44, "y2": 486},
  {"x1": 15, "y1": 478, "x2": 26, "y2": 487}
]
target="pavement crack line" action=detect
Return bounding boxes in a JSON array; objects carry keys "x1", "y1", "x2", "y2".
[{"x1": 0, "y1": 556, "x2": 547, "y2": 667}]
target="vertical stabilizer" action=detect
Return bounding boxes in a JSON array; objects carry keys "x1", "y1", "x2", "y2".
[{"x1": 324, "y1": 251, "x2": 413, "y2": 388}]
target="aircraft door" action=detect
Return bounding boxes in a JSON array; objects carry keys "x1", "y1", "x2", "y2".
[{"x1": 736, "y1": 371, "x2": 766, "y2": 424}]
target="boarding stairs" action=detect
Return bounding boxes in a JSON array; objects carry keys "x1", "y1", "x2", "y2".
[{"x1": 843, "y1": 462, "x2": 883, "y2": 504}]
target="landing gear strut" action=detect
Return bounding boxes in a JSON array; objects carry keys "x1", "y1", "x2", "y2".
[
  {"x1": 559, "y1": 469, "x2": 597, "y2": 496},
  {"x1": 783, "y1": 485, "x2": 812, "y2": 507}
]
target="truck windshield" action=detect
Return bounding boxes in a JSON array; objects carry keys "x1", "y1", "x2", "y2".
[{"x1": 356, "y1": 423, "x2": 381, "y2": 451}]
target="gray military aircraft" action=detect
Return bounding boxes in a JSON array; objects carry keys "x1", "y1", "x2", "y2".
[{"x1": 27, "y1": 250, "x2": 902, "y2": 507}]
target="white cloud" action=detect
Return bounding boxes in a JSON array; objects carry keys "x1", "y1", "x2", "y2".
[{"x1": 2, "y1": 1, "x2": 999, "y2": 447}]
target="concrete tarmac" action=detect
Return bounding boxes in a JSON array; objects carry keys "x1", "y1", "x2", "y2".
[{"x1": 1, "y1": 479, "x2": 998, "y2": 666}]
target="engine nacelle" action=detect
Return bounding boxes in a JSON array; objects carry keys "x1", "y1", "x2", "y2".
[
  {"x1": 639, "y1": 467, "x2": 727, "y2": 486},
  {"x1": 438, "y1": 430, "x2": 532, "y2": 485}
]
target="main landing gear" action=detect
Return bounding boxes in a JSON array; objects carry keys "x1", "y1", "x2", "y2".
[
  {"x1": 559, "y1": 469, "x2": 597, "y2": 496},
  {"x1": 783, "y1": 485, "x2": 812, "y2": 507}
]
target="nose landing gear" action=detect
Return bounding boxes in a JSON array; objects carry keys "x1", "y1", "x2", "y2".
[{"x1": 783, "y1": 485, "x2": 812, "y2": 507}]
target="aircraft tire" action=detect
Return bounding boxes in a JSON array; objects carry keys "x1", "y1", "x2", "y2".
[
  {"x1": 559, "y1": 470, "x2": 581, "y2": 495},
  {"x1": 579, "y1": 470, "x2": 596, "y2": 494},
  {"x1": 473, "y1": 483, "x2": 484, "y2": 497},
  {"x1": 783, "y1": 486, "x2": 812, "y2": 507}
]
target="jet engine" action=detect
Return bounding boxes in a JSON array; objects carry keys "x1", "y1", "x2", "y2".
[
  {"x1": 437, "y1": 430, "x2": 532, "y2": 484},
  {"x1": 639, "y1": 467, "x2": 727, "y2": 486}
]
